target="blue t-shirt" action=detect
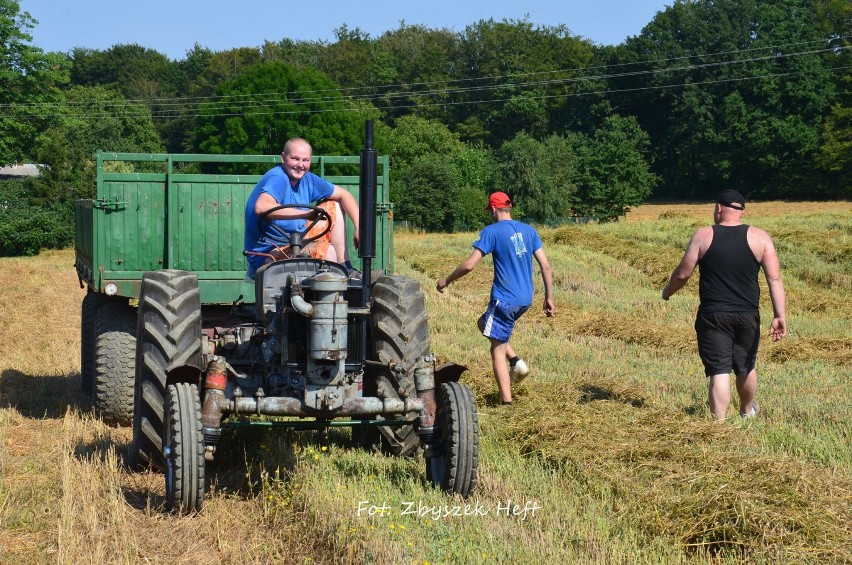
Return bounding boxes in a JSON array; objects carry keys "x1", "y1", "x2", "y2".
[
  {"x1": 244, "y1": 166, "x2": 334, "y2": 276},
  {"x1": 473, "y1": 220, "x2": 542, "y2": 307}
]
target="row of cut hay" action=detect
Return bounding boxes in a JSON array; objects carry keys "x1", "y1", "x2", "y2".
[
  {"x1": 398, "y1": 233, "x2": 701, "y2": 357},
  {"x1": 543, "y1": 225, "x2": 686, "y2": 286},
  {"x1": 625, "y1": 201, "x2": 852, "y2": 222},
  {"x1": 767, "y1": 336, "x2": 852, "y2": 366},
  {"x1": 538, "y1": 216, "x2": 852, "y2": 363},
  {"x1": 502, "y1": 376, "x2": 852, "y2": 563}
]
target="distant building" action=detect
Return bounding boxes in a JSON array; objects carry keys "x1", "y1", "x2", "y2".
[{"x1": 0, "y1": 164, "x2": 41, "y2": 179}]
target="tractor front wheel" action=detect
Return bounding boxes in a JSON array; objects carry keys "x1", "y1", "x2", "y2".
[
  {"x1": 164, "y1": 382, "x2": 205, "y2": 513},
  {"x1": 130, "y1": 270, "x2": 202, "y2": 471},
  {"x1": 426, "y1": 381, "x2": 479, "y2": 498}
]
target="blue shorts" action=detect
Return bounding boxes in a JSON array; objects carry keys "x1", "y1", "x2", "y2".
[{"x1": 479, "y1": 300, "x2": 529, "y2": 343}]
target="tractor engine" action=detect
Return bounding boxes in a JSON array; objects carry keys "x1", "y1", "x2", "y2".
[
  {"x1": 252, "y1": 260, "x2": 364, "y2": 412},
  {"x1": 269, "y1": 269, "x2": 360, "y2": 411}
]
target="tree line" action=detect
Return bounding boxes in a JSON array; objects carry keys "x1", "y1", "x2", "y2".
[{"x1": 0, "y1": 0, "x2": 849, "y2": 255}]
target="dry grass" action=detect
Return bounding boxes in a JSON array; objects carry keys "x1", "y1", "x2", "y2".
[
  {"x1": 625, "y1": 200, "x2": 852, "y2": 222},
  {"x1": 1, "y1": 201, "x2": 849, "y2": 564},
  {"x1": 503, "y1": 376, "x2": 852, "y2": 563},
  {"x1": 0, "y1": 253, "x2": 334, "y2": 564}
]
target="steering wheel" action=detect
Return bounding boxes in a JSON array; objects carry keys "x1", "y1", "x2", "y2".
[{"x1": 257, "y1": 203, "x2": 333, "y2": 247}]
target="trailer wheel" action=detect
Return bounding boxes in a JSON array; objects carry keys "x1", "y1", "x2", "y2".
[
  {"x1": 164, "y1": 382, "x2": 205, "y2": 513},
  {"x1": 130, "y1": 270, "x2": 202, "y2": 471},
  {"x1": 80, "y1": 292, "x2": 109, "y2": 397},
  {"x1": 93, "y1": 301, "x2": 136, "y2": 425},
  {"x1": 426, "y1": 382, "x2": 479, "y2": 498},
  {"x1": 368, "y1": 275, "x2": 430, "y2": 456}
]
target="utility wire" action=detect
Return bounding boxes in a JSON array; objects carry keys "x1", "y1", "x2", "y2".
[
  {"x1": 11, "y1": 64, "x2": 847, "y2": 122},
  {"x1": 13, "y1": 32, "x2": 846, "y2": 108},
  {"x1": 2, "y1": 42, "x2": 848, "y2": 120}
]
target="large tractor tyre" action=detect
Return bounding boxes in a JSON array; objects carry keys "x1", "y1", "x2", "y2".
[
  {"x1": 130, "y1": 270, "x2": 202, "y2": 471},
  {"x1": 81, "y1": 292, "x2": 109, "y2": 397},
  {"x1": 368, "y1": 274, "x2": 431, "y2": 456},
  {"x1": 164, "y1": 383, "x2": 205, "y2": 513},
  {"x1": 426, "y1": 381, "x2": 479, "y2": 498},
  {"x1": 93, "y1": 301, "x2": 137, "y2": 425}
]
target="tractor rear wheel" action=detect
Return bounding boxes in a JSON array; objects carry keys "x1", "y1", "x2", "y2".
[
  {"x1": 426, "y1": 381, "x2": 479, "y2": 498},
  {"x1": 130, "y1": 270, "x2": 202, "y2": 471},
  {"x1": 93, "y1": 301, "x2": 136, "y2": 425},
  {"x1": 164, "y1": 382, "x2": 205, "y2": 513},
  {"x1": 368, "y1": 275, "x2": 430, "y2": 456}
]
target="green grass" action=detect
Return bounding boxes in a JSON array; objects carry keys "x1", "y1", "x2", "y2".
[
  {"x1": 0, "y1": 205, "x2": 849, "y2": 563},
  {"x1": 386, "y1": 206, "x2": 851, "y2": 562},
  {"x1": 233, "y1": 206, "x2": 850, "y2": 563}
]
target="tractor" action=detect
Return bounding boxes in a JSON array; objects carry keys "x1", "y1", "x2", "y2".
[{"x1": 77, "y1": 121, "x2": 479, "y2": 512}]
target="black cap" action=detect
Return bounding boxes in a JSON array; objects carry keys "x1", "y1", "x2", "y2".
[{"x1": 716, "y1": 189, "x2": 746, "y2": 210}]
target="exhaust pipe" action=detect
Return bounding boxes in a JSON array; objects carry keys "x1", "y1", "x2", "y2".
[{"x1": 358, "y1": 120, "x2": 378, "y2": 366}]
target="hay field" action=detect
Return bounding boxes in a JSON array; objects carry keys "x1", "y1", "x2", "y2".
[{"x1": 0, "y1": 201, "x2": 849, "y2": 564}]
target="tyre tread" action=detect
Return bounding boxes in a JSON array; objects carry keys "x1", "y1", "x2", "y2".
[{"x1": 93, "y1": 301, "x2": 136, "y2": 425}]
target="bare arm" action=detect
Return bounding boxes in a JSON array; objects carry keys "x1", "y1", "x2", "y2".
[
  {"x1": 662, "y1": 228, "x2": 708, "y2": 300},
  {"x1": 329, "y1": 186, "x2": 360, "y2": 248},
  {"x1": 760, "y1": 235, "x2": 787, "y2": 341},
  {"x1": 436, "y1": 249, "x2": 485, "y2": 292},
  {"x1": 534, "y1": 247, "x2": 555, "y2": 317}
]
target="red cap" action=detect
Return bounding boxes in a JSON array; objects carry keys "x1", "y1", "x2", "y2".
[{"x1": 484, "y1": 192, "x2": 512, "y2": 211}]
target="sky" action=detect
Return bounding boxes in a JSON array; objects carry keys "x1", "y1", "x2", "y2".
[{"x1": 21, "y1": 0, "x2": 672, "y2": 61}]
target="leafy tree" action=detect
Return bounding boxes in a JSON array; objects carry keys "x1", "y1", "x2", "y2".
[
  {"x1": 392, "y1": 149, "x2": 494, "y2": 233},
  {"x1": 814, "y1": 76, "x2": 851, "y2": 197},
  {"x1": 374, "y1": 23, "x2": 459, "y2": 122},
  {"x1": 31, "y1": 85, "x2": 163, "y2": 202},
  {"x1": 378, "y1": 116, "x2": 496, "y2": 231},
  {"x1": 448, "y1": 145, "x2": 498, "y2": 231},
  {"x1": 0, "y1": 179, "x2": 73, "y2": 256},
  {"x1": 195, "y1": 61, "x2": 363, "y2": 159},
  {"x1": 317, "y1": 26, "x2": 386, "y2": 89},
  {"x1": 263, "y1": 38, "x2": 326, "y2": 69},
  {"x1": 452, "y1": 18, "x2": 593, "y2": 145},
  {"x1": 0, "y1": 0, "x2": 70, "y2": 164},
  {"x1": 186, "y1": 47, "x2": 264, "y2": 96},
  {"x1": 376, "y1": 116, "x2": 463, "y2": 168},
  {"x1": 375, "y1": 115, "x2": 464, "y2": 205},
  {"x1": 812, "y1": 0, "x2": 851, "y2": 197},
  {"x1": 569, "y1": 115, "x2": 657, "y2": 222},
  {"x1": 394, "y1": 155, "x2": 455, "y2": 231},
  {"x1": 155, "y1": 44, "x2": 214, "y2": 152},
  {"x1": 71, "y1": 43, "x2": 180, "y2": 99},
  {"x1": 605, "y1": 0, "x2": 836, "y2": 199},
  {"x1": 495, "y1": 133, "x2": 577, "y2": 224}
]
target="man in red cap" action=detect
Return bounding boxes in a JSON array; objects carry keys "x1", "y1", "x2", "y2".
[
  {"x1": 662, "y1": 189, "x2": 787, "y2": 420},
  {"x1": 437, "y1": 192, "x2": 554, "y2": 405}
]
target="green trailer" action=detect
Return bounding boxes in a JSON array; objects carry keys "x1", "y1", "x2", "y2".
[
  {"x1": 75, "y1": 151, "x2": 394, "y2": 303},
  {"x1": 74, "y1": 126, "x2": 479, "y2": 512},
  {"x1": 75, "y1": 151, "x2": 393, "y2": 428}
]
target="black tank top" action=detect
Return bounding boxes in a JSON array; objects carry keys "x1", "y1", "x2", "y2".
[{"x1": 698, "y1": 224, "x2": 760, "y2": 313}]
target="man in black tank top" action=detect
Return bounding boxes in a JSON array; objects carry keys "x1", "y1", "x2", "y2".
[{"x1": 661, "y1": 190, "x2": 787, "y2": 421}]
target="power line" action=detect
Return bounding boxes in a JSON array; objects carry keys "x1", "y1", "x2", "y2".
[
  {"x1": 21, "y1": 32, "x2": 845, "y2": 108},
  {"x1": 2, "y1": 42, "x2": 847, "y2": 121},
  {"x1": 11, "y1": 64, "x2": 846, "y2": 123}
]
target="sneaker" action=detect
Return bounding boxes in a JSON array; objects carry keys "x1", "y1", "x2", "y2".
[
  {"x1": 509, "y1": 359, "x2": 530, "y2": 384},
  {"x1": 740, "y1": 401, "x2": 760, "y2": 418}
]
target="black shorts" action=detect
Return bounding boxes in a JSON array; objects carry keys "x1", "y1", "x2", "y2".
[{"x1": 694, "y1": 311, "x2": 760, "y2": 377}]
